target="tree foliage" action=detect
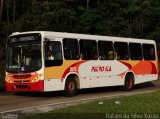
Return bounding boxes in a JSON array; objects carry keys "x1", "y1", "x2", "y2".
[
  {"x1": 1, "y1": 0, "x2": 160, "y2": 39},
  {"x1": 0, "y1": 0, "x2": 160, "y2": 85}
]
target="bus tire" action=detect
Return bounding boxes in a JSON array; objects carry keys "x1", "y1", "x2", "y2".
[
  {"x1": 124, "y1": 74, "x2": 134, "y2": 91},
  {"x1": 64, "y1": 77, "x2": 77, "y2": 97}
]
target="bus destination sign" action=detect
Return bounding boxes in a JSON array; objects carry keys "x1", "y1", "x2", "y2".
[{"x1": 9, "y1": 33, "x2": 41, "y2": 44}]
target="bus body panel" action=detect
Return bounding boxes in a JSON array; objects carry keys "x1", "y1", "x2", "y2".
[
  {"x1": 43, "y1": 59, "x2": 158, "y2": 91},
  {"x1": 44, "y1": 79, "x2": 65, "y2": 92}
]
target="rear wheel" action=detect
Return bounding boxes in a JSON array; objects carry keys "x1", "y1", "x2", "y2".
[
  {"x1": 64, "y1": 77, "x2": 77, "y2": 97},
  {"x1": 124, "y1": 74, "x2": 134, "y2": 91}
]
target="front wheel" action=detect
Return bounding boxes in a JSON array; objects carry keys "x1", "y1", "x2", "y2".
[
  {"x1": 64, "y1": 77, "x2": 77, "y2": 97},
  {"x1": 124, "y1": 74, "x2": 134, "y2": 91}
]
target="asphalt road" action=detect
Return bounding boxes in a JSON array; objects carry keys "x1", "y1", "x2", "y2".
[{"x1": 0, "y1": 80, "x2": 160, "y2": 113}]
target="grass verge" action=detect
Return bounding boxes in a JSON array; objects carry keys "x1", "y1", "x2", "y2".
[{"x1": 21, "y1": 90, "x2": 160, "y2": 119}]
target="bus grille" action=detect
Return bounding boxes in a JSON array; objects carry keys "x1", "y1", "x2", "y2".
[
  {"x1": 14, "y1": 80, "x2": 30, "y2": 83},
  {"x1": 13, "y1": 74, "x2": 31, "y2": 79}
]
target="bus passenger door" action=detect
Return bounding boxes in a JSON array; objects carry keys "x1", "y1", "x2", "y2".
[{"x1": 44, "y1": 39, "x2": 63, "y2": 91}]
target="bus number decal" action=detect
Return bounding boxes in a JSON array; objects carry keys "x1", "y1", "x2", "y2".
[{"x1": 70, "y1": 67, "x2": 77, "y2": 72}]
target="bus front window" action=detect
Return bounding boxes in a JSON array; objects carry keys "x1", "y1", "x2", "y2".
[
  {"x1": 7, "y1": 46, "x2": 21, "y2": 70},
  {"x1": 6, "y1": 44, "x2": 42, "y2": 73}
]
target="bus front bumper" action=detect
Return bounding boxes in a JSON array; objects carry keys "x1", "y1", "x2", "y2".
[{"x1": 5, "y1": 80, "x2": 44, "y2": 92}]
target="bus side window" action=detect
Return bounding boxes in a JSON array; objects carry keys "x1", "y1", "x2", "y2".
[
  {"x1": 143, "y1": 44, "x2": 156, "y2": 60},
  {"x1": 80, "y1": 40, "x2": 97, "y2": 60},
  {"x1": 63, "y1": 38, "x2": 79, "y2": 60},
  {"x1": 98, "y1": 41, "x2": 114, "y2": 60},
  {"x1": 45, "y1": 43, "x2": 54, "y2": 60},
  {"x1": 129, "y1": 43, "x2": 142, "y2": 60},
  {"x1": 45, "y1": 41, "x2": 63, "y2": 67},
  {"x1": 114, "y1": 42, "x2": 129, "y2": 60}
]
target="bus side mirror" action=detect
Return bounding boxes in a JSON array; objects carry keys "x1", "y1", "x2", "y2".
[
  {"x1": 44, "y1": 38, "x2": 51, "y2": 46},
  {"x1": 44, "y1": 41, "x2": 50, "y2": 46},
  {"x1": 44, "y1": 40, "x2": 51, "y2": 52}
]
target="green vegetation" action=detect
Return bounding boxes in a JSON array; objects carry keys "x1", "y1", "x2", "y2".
[
  {"x1": 22, "y1": 91, "x2": 160, "y2": 119},
  {"x1": 0, "y1": 60, "x2": 5, "y2": 87},
  {"x1": 1, "y1": 0, "x2": 160, "y2": 86}
]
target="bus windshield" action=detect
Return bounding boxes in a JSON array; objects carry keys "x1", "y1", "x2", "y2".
[{"x1": 6, "y1": 44, "x2": 42, "y2": 73}]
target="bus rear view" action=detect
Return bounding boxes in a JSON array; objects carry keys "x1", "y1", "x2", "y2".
[{"x1": 5, "y1": 32, "x2": 44, "y2": 92}]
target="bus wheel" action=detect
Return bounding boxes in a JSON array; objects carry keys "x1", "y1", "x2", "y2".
[
  {"x1": 124, "y1": 74, "x2": 134, "y2": 91},
  {"x1": 64, "y1": 77, "x2": 77, "y2": 97}
]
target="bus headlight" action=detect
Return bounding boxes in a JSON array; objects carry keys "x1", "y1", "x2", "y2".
[
  {"x1": 32, "y1": 74, "x2": 42, "y2": 82},
  {"x1": 32, "y1": 76, "x2": 39, "y2": 82},
  {"x1": 5, "y1": 77, "x2": 12, "y2": 83}
]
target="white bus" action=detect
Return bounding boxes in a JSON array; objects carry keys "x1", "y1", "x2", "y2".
[{"x1": 5, "y1": 31, "x2": 158, "y2": 96}]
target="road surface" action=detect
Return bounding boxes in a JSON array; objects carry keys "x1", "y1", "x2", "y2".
[{"x1": 0, "y1": 80, "x2": 160, "y2": 114}]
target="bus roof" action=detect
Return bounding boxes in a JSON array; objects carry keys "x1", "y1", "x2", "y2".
[{"x1": 11, "y1": 31, "x2": 155, "y2": 44}]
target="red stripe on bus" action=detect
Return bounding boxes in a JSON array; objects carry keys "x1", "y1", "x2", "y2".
[{"x1": 62, "y1": 60, "x2": 88, "y2": 80}]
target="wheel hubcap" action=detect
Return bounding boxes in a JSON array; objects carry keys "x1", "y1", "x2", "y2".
[
  {"x1": 68, "y1": 82, "x2": 75, "y2": 91},
  {"x1": 127, "y1": 78, "x2": 132, "y2": 89}
]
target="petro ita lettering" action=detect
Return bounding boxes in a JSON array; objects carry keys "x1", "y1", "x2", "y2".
[{"x1": 91, "y1": 66, "x2": 112, "y2": 72}]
